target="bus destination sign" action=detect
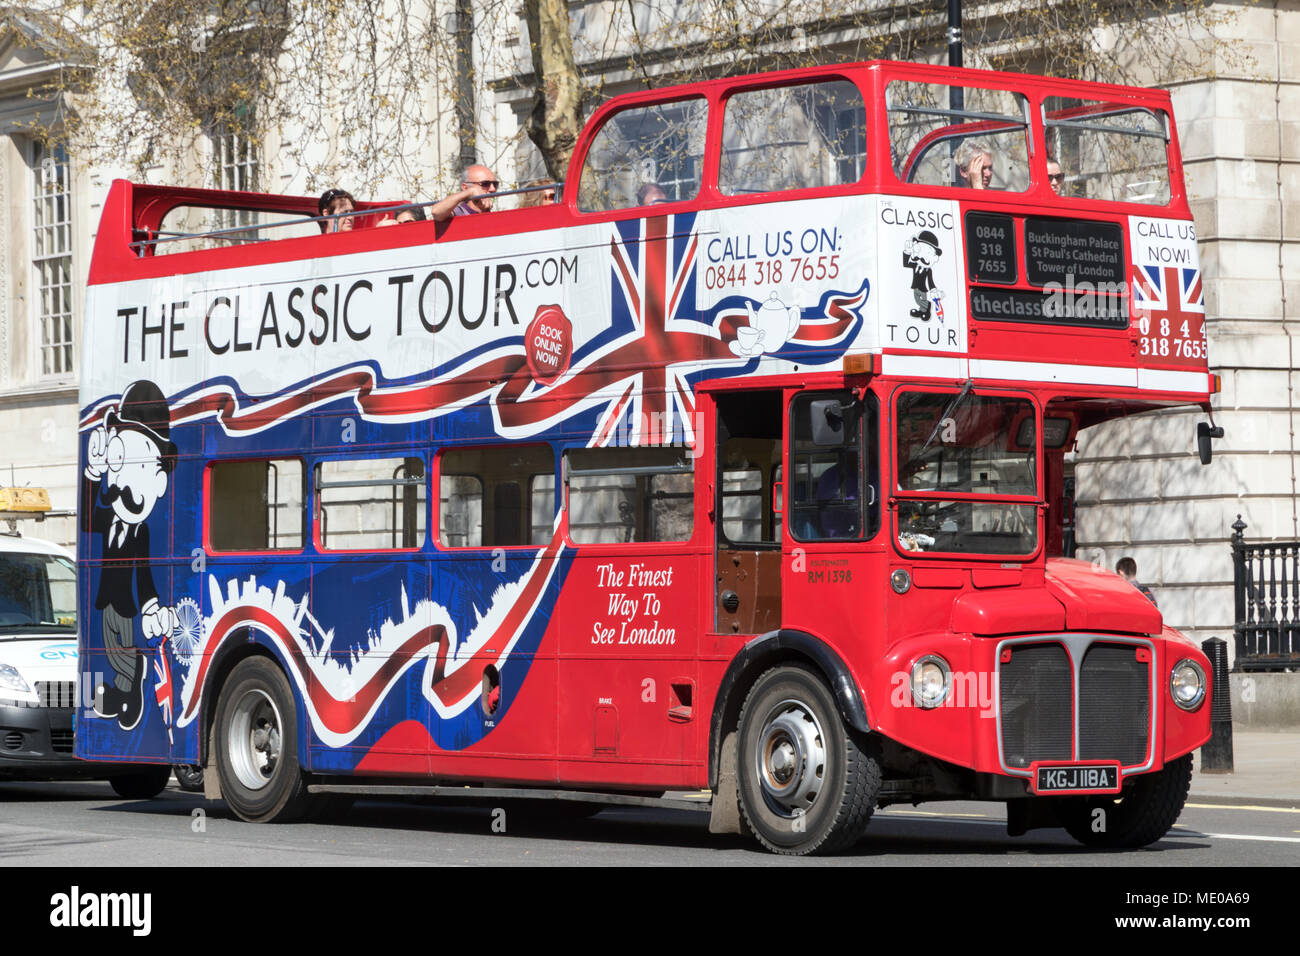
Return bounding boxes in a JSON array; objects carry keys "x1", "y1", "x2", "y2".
[
  {"x1": 968, "y1": 216, "x2": 1128, "y2": 330},
  {"x1": 1024, "y1": 217, "x2": 1125, "y2": 287},
  {"x1": 965, "y1": 212, "x2": 1017, "y2": 284}
]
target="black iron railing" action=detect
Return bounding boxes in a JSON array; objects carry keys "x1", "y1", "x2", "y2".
[{"x1": 1232, "y1": 515, "x2": 1300, "y2": 670}]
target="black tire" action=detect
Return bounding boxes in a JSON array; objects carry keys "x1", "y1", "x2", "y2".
[
  {"x1": 213, "y1": 657, "x2": 312, "y2": 823},
  {"x1": 1060, "y1": 754, "x2": 1193, "y2": 848},
  {"x1": 173, "y1": 764, "x2": 205, "y2": 793},
  {"x1": 109, "y1": 765, "x2": 173, "y2": 800},
  {"x1": 736, "y1": 664, "x2": 881, "y2": 855}
]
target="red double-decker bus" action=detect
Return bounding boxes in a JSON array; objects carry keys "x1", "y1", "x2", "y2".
[{"x1": 76, "y1": 60, "x2": 1216, "y2": 854}]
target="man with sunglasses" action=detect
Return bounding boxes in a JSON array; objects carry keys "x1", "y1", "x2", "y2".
[
  {"x1": 1046, "y1": 159, "x2": 1066, "y2": 196},
  {"x1": 430, "y1": 164, "x2": 500, "y2": 221}
]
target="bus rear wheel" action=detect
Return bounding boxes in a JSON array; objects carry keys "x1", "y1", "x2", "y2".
[
  {"x1": 736, "y1": 665, "x2": 880, "y2": 855},
  {"x1": 214, "y1": 657, "x2": 311, "y2": 823},
  {"x1": 1059, "y1": 754, "x2": 1193, "y2": 848},
  {"x1": 109, "y1": 765, "x2": 173, "y2": 800}
]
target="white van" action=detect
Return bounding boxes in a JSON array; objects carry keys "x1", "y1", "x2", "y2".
[{"x1": 0, "y1": 530, "x2": 167, "y2": 794}]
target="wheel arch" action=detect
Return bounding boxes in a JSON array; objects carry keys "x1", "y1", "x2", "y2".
[
  {"x1": 198, "y1": 627, "x2": 302, "y2": 769},
  {"x1": 708, "y1": 628, "x2": 871, "y2": 790}
]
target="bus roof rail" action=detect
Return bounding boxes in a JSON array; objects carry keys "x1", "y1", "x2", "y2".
[
  {"x1": 126, "y1": 182, "x2": 563, "y2": 252},
  {"x1": 888, "y1": 104, "x2": 1028, "y2": 127},
  {"x1": 1043, "y1": 117, "x2": 1168, "y2": 142}
]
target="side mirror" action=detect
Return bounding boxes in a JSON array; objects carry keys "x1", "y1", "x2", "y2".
[
  {"x1": 810, "y1": 398, "x2": 856, "y2": 446},
  {"x1": 1197, "y1": 422, "x2": 1224, "y2": 465}
]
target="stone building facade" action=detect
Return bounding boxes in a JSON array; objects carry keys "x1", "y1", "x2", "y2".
[
  {"x1": 1072, "y1": 1, "x2": 1300, "y2": 655},
  {"x1": 0, "y1": 12, "x2": 91, "y2": 546}
]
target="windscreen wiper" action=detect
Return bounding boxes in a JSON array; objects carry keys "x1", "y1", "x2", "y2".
[{"x1": 916, "y1": 379, "x2": 975, "y2": 460}]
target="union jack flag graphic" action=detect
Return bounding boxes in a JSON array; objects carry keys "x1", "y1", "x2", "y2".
[
  {"x1": 1133, "y1": 264, "x2": 1204, "y2": 320},
  {"x1": 598, "y1": 215, "x2": 726, "y2": 447},
  {"x1": 82, "y1": 213, "x2": 868, "y2": 447},
  {"x1": 1132, "y1": 263, "x2": 1206, "y2": 365},
  {"x1": 153, "y1": 652, "x2": 174, "y2": 745}
]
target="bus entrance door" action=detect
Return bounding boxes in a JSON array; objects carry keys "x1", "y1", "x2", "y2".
[{"x1": 714, "y1": 390, "x2": 784, "y2": 635}]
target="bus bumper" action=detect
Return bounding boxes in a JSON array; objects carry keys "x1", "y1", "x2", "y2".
[{"x1": 874, "y1": 627, "x2": 1212, "y2": 785}]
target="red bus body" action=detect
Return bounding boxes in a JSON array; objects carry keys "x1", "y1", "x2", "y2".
[{"x1": 76, "y1": 61, "x2": 1214, "y2": 853}]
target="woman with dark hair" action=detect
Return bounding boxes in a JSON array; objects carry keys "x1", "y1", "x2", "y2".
[
  {"x1": 377, "y1": 203, "x2": 428, "y2": 226},
  {"x1": 318, "y1": 188, "x2": 356, "y2": 233}
]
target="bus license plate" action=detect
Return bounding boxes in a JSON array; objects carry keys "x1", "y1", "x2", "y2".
[{"x1": 1032, "y1": 764, "x2": 1120, "y2": 794}]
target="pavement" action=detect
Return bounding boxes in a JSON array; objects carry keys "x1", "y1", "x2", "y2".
[{"x1": 1190, "y1": 728, "x2": 1300, "y2": 807}]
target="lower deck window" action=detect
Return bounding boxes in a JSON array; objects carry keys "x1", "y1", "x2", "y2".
[
  {"x1": 209, "y1": 459, "x2": 304, "y2": 551},
  {"x1": 566, "y1": 447, "x2": 693, "y2": 543},
  {"x1": 316, "y1": 457, "x2": 426, "y2": 550},
  {"x1": 439, "y1": 446, "x2": 555, "y2": 547}
]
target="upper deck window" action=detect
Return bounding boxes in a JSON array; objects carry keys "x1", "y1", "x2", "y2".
[
  {"x1": 578, "y1": 98, "x2": 707, "y2": 212},
  {"x1": 719, "y1": 80, "x2": 866, "y2": 195},
  {"x1": 1043, "y1": 97, "x2": 1170, "y2": 205},
  {"x1": 887, "y1": 82, "x2": 1030, "y2": 192}
]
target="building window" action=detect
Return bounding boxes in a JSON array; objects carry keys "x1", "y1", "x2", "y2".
[
  {"x1": 212, "y1": 117, "x2": 259, "y2": 239},
  {"x1": 31, "y1": 140, "x2": 73, "y2": 378}
]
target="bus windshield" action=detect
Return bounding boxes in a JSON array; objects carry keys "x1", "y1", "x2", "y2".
[{"x1": 895, "y1": 390, "x2": 1038, "y2": 555}]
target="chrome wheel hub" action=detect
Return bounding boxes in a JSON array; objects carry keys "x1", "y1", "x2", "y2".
[
  {"x1": 755, "y1": 700, "x2": 826, "y2": 815},
  {"x1": 227, "y1": 689, "x2": 283, "y2": 791}
]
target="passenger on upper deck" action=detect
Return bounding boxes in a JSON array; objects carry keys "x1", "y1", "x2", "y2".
[
  {"x1": 517, "y1": 179, "x2": 557, "y2": 208},
  {"x1": 318, "y1": 188, "x2": 356, "y2": 232},
  {"x1": 429, "y1": 164, "x2": 500, "y2": 222},
  {"x1": 377, "y1": 204, "x2": 428, "y2": 227},
  {"x1": 636, "y1": 182, "x2": 668, "y2": 205},
  {"x1": 1046, "y1": 159, "x2": 1066, "y2": 196},
  {"x1": 954, "y1": 141, "x2": 994, "y2": 190}
]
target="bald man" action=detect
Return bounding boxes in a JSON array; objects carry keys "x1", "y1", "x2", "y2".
[{"x1": 430, "y1": 164, "x2": 500, "y2": 221}]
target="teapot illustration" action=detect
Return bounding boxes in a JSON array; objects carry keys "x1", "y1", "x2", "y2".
[{"x1": 730, "y1": 291, "x2": 801, "y2": 357}]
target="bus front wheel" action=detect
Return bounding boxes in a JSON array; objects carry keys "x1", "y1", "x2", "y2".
[
  {"x1": 214, "y1": 657, "x2": 311, "y2": 823},
  {"x1": 736, "y1": 664, "x2": 880, "y2": 855},
  {"x1": 1059, "y1": 754, "x2": 1193, "y2": 848}
]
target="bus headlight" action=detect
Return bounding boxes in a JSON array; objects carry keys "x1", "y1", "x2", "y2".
[
  {"x1": 1170, "y1": 659, "x2": 1206, "y2": 710},
  {"x1": 910, "y1": 655, "x2": 951, "y2": 708}
]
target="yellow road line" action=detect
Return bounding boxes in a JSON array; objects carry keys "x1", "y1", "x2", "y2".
[{"x1": 1186, "y1": 802, "x2": 1300, "y2": 814}]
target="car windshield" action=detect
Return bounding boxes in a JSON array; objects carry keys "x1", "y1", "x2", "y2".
[{"x1": 0, "y1": 552, "x2": 76, "y2": 636}]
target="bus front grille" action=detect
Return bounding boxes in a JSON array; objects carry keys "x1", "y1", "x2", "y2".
[
  {"x1": 999, "y1": 643, "x2": 1072, "y2": 768},
  {"x1": 998, "y1": 638, "x2": 1152, "y2": 770},
  {"x1": 1079, "y1": 644, "x2": 1150, "y2": 766}
]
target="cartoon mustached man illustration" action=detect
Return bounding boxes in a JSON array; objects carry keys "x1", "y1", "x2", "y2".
[
  {"x1": 82, "y1": 380, "x2": 177, "y2": 731},
  {"x1": 903, "y1": 230, "x2": 945, "y2": 321}
]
